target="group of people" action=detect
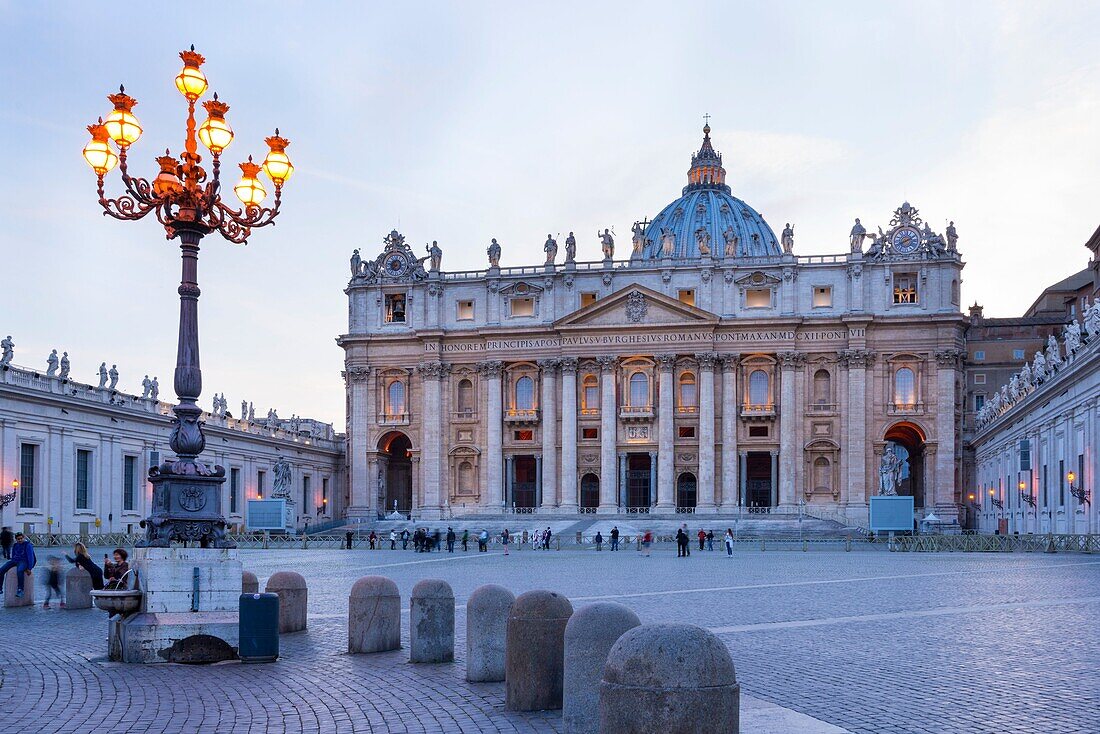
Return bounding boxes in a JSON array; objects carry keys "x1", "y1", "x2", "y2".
[
  {"x1": 0, "y1": 528, "x2": 131, "y2": 607},
  {"x1": 344, "y1": 527, "x2": 498, "y2": 553},
  {"x1": 674, "y1": 526, "x2": 737, "y2": 557}
]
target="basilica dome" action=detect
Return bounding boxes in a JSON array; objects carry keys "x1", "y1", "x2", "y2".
[{"x1": 635, "y1": 125, "x2": 780, "y2": 261}]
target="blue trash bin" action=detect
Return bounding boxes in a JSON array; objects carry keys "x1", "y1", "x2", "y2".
[{"x1": 239, "y1": 592, "x2": 280, "y2": 663}]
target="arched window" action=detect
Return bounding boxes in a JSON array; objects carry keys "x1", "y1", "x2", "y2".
[
  {"x1": 679, "y1": 372, "x2": 697, "y2": 410},
  {"x1": 457, "y1": 379, "x2": 474, "y2": 414},
  {"x1": 894, "y1": 367, "x2": 916, "y2": 407},
  {"x1": 515, "y1": 376, "x2": 534, "y2": 411},
  {"x1": 580, "y1": 473, "x2": 600, "y2": 509},
  {"x1": 676, "y1": 472, "x2": 697, "y2": 509},
  {"x1": 951, "y1": 279, "x2": 960, "y2": 305},
  {"x1": 582, "y1": 374, "x2": 599, "y2": 413},
  {"x1": 813, "y1": 369, "x2": 831, "y2": 405},
  {"x1": 458, "y1": 461, "x2": 474, "y2": 494},
  {"x1": 387, "y1": 380, "x2": 406, "y2": 416},
  {"x1": 629, "y1": 372, "x2": 649, "y2": 407},
  {"x1": 814, "y1": 457, "x2": 831, "y2": 491},
  {"x1": 749, "y1": 370, "x2": 769, "y2": 407}
]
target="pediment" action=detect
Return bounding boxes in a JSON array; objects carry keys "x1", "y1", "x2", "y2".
[
  {"x1": 733, "y1": 270, "x2": 781, "y2": 287},
  {"x1": 556, "y1": 285, "x2": 718, "y2": 328}
]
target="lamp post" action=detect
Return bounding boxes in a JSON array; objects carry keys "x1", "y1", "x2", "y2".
[
  {"x1": 1067, "y1": 471, "x2": 1089, "y2": 506},
  {"x1": 989, "y1": 488, "x2": 1003, "y2": 534},
  {"x1": 0, "y1": 480, "x2": 17, "y2": 531},
  {"x1": 84, "y1": 48, "x2": 292, "y2": 548}
]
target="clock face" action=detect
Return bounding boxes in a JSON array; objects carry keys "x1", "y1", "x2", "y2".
[
  {"x1": 891, "y1": 226, "x2": 921, "y2": 254},
  {"x1": 384, "y1": 253, "x2": 408, "y2": 276}
]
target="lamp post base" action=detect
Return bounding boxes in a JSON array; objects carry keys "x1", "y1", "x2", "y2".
[{"x1": 138, "y1": 460, "x2": 235, "y2": 548}]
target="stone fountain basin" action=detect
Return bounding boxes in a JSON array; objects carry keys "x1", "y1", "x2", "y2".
[{"x1": 91, "y1": 589, "x2": 143, "y2": 616}]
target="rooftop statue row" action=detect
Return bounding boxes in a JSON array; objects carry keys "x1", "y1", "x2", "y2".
[
  {"x1": 975, "y1": 300, "x2": 1100, "y2": 430},
  {"x1": 850, "y1": 202, "x2": 960, "y2": 260}
]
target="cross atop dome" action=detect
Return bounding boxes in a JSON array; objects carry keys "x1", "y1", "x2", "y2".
[{"x1": 686, "y1": 119, "x2": 729, "y2": 195}]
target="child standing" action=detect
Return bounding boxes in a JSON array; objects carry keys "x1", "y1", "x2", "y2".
[{"x1": 43, "y1": 556, "x2": 65, "y2": 609}]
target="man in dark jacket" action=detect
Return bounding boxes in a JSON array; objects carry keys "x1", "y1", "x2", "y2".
[
  {"x1": 0, "y1": 532, "x2": 36, "y2": 597},
  {"x1": 543, "y1": 527, "x2": 553, "y2": 550},
  {"x1": 610, "y1": 526, "x2": 619, "y2": 551},
  {"x1": 446, "y1": 527, "x2": 456, "y2": 553},
  {"x1": 0, "y1": 527, "x2": 13, "y2": 559}
]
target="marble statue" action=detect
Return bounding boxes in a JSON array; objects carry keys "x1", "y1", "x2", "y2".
[
  {"x1": 487, "y1": 238, "x2": 501, "y2": 268},
  {"x1": 1045, "y1": 334, "x2": 1062, "y2": 369},
  {"x1": 150, "y1": 377, "x2": 159, "y2": 400},
  {"x1": 599, "y1": 228, "x2": 615, "y2": 259},
  {"x1": 0, "y1": 336, "x2": 13, "y2": 366},
  {"x1": 694, "y1": 226, "x2": 711, "y2": 256},
  {"x1": 266, "y1": 408, "x2": 279, "y2": 429},
  {"x1": 248, "y1": 402, "x2": 255, "y2": 422},
  {"x1": 1085, "y1": 298, "x2": 1100, "y2": 339},
  {"x1": 108, "y1": 364, "x2": 119, "y2": 390},
  {"x1": 922, "y1": 223, "x2": 946, "y2": 255},
  {"x1": 660, "y1": 227, "x2": 676, "y2": 257},
  {"x1": 544, "y1": 234, "x2": 558, "y2": 265},
  {"x1": 631, "y1": 222, "x2": 645, "y2": 255},
  {"x1": 945, "y1": 221, "x2": 958, "y2": 251},
  {"x1": 1000, "y1": 385, "x2": 1009, "y2": 406},
  {"x1": 1008, "y1": 375, "x2": 1020, "y2": 401},
  {"x1": 59, "y1": 352, "x2": 70, "y2": 380},
  {"x1": 564, "y1": 232, "x2": 577, "y2": 263},
  {"x1": 781, "y1": 223, "x2": 794, "y2": 254},
  {"x1": 242, "y1": 400, "x2": 249, "y2": 419},
  {"x1": 1033, "y1": 351, "x2": 1048, "y2": 383},
  {"x1": 97, "y1": 362, "x2": 108, "y2": 389},
  {"x1": 291, "y1": 414, "x2": 300, "y2": 433},
  {"x1": 878, "y1": 449, "x2": 902, "y2": 496},
  {"x1": 849, "y1": 218, "x2": 866, "y2": 253},
  {"x1": 723, "y1": 225, "x2": 739, "y2": 257},
  {"x1": 1020, "y1": 362, "x2": 1033, "y2": 391},
  {"x1": 271, "y1": 459, "x2": 292, "y2": 500},
  {"x1": 141, "y1": 375, "x2": 152, "y2": 399},
  {"x1": 427, "y1": 241, "x2": 442, "y2": 272},
  {"x1": 867, "y1": 227, "x2": 887, "y2": 259},
  {"x1": 46, "y1": 349, "x2": 59, "y2": 376},
  {"x1": 350, "y1": 248, "x2": 362, "y2": 277},
  {"x1": 1064, "y1": 319, "x2": 1083, "y2": 355}
]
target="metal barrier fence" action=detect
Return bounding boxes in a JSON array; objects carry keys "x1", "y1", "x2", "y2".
[{"x1": 890, "y1": 533, "x2": 1099, "y2": 553}]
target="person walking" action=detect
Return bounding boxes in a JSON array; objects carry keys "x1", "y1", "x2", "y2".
[
  {"x1": 66, "y1": 542, "x2": 103, "y2": 590},
  {"x1": 345, "y1": 530, "x2": 354, "y2": 550},
  {"x1": 697, "y1": 528, "x2": 706, "y2": 552},
  {"x1": 706, "y1": 530, "x2": 714, "y2": 552},
  {"x1": 368, "y1": 530, "x2": 377, "y2": 550},
  {"x1": 642, "y1": 529, "x2": 653, "y2": 557},
  {"x1": 461, "y1": 528, "x2": 469, "y2": 552},
  {"x1": 675, "y1": 528, "x2": 686, "y2": 558},
  {"x1": 501, "y1": 528, "x2": 510, "y2": 555},
  {"x1": 1, "y1": 526, "x2": 13, "y2": 560},
  {"x1": 544, "y1": 527, "x2": 553, "y2": 550},
  {"x1": 479, "y1": 529, "x2": 489, "y2": 552},
  {"x1": 389, "y1": 529, "x2": 397, "y2": 550},
  {"x1": 401, "y1": 528, "x2": 410, "y2": 550},
  {"x1": 724, "y1": 528, "x2": 734, "y2": 557},
  {"x1": 594, "y1": 531, "x2": 603, "y2": 551},
  {"x1": 43, "y1": 555, "x2": 64, "y2": 608},
  {"x1": 610, "y1": 526, "x2": 619, "y2": 552},
  {"x1": 446, "y1": 527, "x2": 456, "y2": 553}
]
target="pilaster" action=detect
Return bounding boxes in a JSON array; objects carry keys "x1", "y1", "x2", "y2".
[
  {"x1": 655, "y1": 354, "x2": 676, "y2": 512},
  {"x1": 559, "y1": 358, "x2": 579, "y2": 511},
  {"x1": 478, "y1": 360, "x2": 504, "y2": 511},
  {"x1": 596, "y1": 355, "x2": 618, "y2": 512},
  {"x1": 538, "y1": 358, "x2": 559, "y2": 511},
  {"x1": 695, "y1": 352, "x2": 717, "y2": 511}
]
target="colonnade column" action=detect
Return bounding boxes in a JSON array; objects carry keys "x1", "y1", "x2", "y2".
[
  {"x1": 695, "y1": 353, "x2": 717, "y2": 512},
  {"x1": 842, "y1": 349, "x2": 872, "y2": 518},
  {"x1": 719, "y1": 355, "x2": 739, "y2": 509},
  {"x1": 655, "y1": 354, "x2": 676, "y2": 512},
  {"x1": 345, "y1": 365, "x2": 372, "y2": 517},
  {"x1": 559, "y1": 358, "x2": 579, "y2": 511},
  {"x1": 538, "y1": 359, "x2": 559, "y2": 512},
  {"x1": 777, "y1": 352, "x2": 803, "y2": 509},
  {"x1": 418, "y1": 361, "x2": 448, "y2": 519},
  {"x1": 933, "y1": 349, "x2": 963, "y2": 515},
  {"x1": 478, "y1": 360, "x2": 504, "y2": 511},
  {"x1": 596, "y1": 355, "x2": 618, "y2": 512}
]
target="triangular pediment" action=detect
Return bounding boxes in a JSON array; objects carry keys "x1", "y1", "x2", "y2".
[{"x1": 556, "y1": 285, "x2": 718, "y2": 328}]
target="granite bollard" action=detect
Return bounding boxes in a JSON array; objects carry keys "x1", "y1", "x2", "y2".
[
  {"x1": 599, "y1": 623, "x2": 739, "y2": 734},
  {"x1": 505, "y1": 589, "x2": 573, "y2": 711},
  {"x1": 563, "y1": 602, "x2": 641, "y2": 734},
  {"x1": 410, "y1": 578, "x2": 455, "y2": 663},
  {"x1": 65, "y1": 566, "x2": 93, "y2": 609},
  {"x1": 242, "y1": 571, "x2": 259, "y2": 595},
  {"x1": 466, "y1": 583, "x2": 515, "y2": 682},
  {"x1": 349, "y1": 575, "x2": 401, "y2": 653},
  {"x1": 3, "y1": 567, "x2": 34, "y2": 607},
  {"x1": 265, "y1": 571, "x2": 307, "y2": 633}
]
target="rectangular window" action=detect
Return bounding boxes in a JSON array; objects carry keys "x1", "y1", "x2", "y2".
[
  {"x1": 678, "y1": 426, "x2": 696, "y2": 439},
  {"x1": 76, "y1": 449, "x2": 92, "y2": 510},
  {"x1": 974, "y1": 374, "x2": 986, "y2": 385},
  {"x1": 257, "y1": 470, "x2": 266, "y2": 499},
  {"x1": 1059, "y1": 459, "x2": 1065, "y2": 506},
  {"x1": 1013, "y1": 349, "x2": 1025, "y2": 360},
  {"x1": 1019, "y1": 440, "x2": 1031, "y2": 471},
  {"x1": 677, "y1": 289, "x2": 695, "y2": 306},
  {"x1": 302, "y1": 475, "x2": 311, "y2": 510},
  {"x1": 580, "y1": 292, "x2": 599, "y2": 308},
  {"x1": 456, "y1": 300, "x2": 474, "y2": 321},
  {"x1": 384, "y1": 293, "x2": 407, "y2": 323},
  {"x1": 974, "y1": 394, "x2": 985, "y2": 411},
  {"x1": 748, "y1": 425, "x2": 769, "y2": 438},
  {"x1": 812, "y1": 286, "x2": 832, "y2": 308},
  {"x1": 581, "y1": 427, "x2": 599, "y2": 440},
  {"x1": 18, "y1": 443, "x2": 36, "y2": 508},
  {"x1": 746, "y1": 289, "x2": 770, "y2": 308},
  {"x1": 973, "y1": 351, "x2": 985, "y2": 361},
  {"x1": 892, "y1": 273, "x2": 918, "y2": 304},
  {"x1": 322, "y1": 477, "x2": 329, "y2": 512},
  {"x1": 230, "y1": 468, "x2": 240, "y2": 514},
  {"x1": 123, "y1": 455, "x2": 137, "y2": 512},
  {"x1": 514, "y1": 429, "x2": 534, "y2": 441},
  {"x1": 510, "y1": 298, "x2": 534, "y2": 317},
  {"x1": 1042, "y1": 464, "x2": 1048, "y2": 505}
]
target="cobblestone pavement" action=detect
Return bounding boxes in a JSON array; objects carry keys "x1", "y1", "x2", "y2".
[{"x1": 2, "y1": 546, "x2": 1099, "y2": 733}]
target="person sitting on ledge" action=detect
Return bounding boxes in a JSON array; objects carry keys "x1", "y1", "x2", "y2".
[
  {"x1": 103, "y1": 548, "x2": 130, "y2": 590},
  {"x1": 0, "y1": 532, "x2": 36, "y2": 598}
]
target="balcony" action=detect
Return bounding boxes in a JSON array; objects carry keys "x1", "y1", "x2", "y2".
[
  {"x1": 887, "y1": 402, "x2": 924, "y2": 416},
  {"x1": 451, "y1": 409, "x2": 478, "y2": 423},
  {"x1": 619, "y1": 405, "x2": 653, "y2": 421},
  {"x1": 579, "y1": 407, "x2": 599, "y2": 417},
  {"x1": 504, "y1": 408, "x2": 540, "y2": 426},
  {"x1": 740, "y1": 403, "x2": 776, "y2": 422},
  {"x1": 676, "y1": 405, "x2": 699, "y2": 415},
  {"x1": 377, "y1": 412, "x2": 410, "y2": 426},
  {"x1": 806, "y1": 401, "x2": 837, "y2": 414}
]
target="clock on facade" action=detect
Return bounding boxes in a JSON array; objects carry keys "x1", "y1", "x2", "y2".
[
  {"x1": 385, "y1": 252, "x2": 409, "y2": 276},
  {"x1": 891, "y1": 226, "x2": 921, "y2": 254}
]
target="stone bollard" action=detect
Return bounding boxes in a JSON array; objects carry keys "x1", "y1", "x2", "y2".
[
  {"x1": 563, "y1": 602, "x2": 641, "y2": 734},
  {"x1": 3, "y1": 567, "x2": 34, "y2": 607},
  {"x1": 242, "y1": 571, "x2": 259, "y2": 595},
  {"x1": 349, "y1": 576, "x2": 401, "y2": 653},
  {"x1": 599, "y1": 623, "x2": 739, "y2": 734},
  {"x1": 505, "y1": 589, "x2": 574, "y2": 711},
  {"x1": 65, "y1": 567, "x2": 93, "y2": 609},
  {"x1": 265, "y1": 571, "x2": 307, "y2": 633},
  {"x1": 409, "y1": 579, "x2": 455, "y2": 663},
  {"x1": 466, "y1": 584, "x2": 515, "y2": 682}
]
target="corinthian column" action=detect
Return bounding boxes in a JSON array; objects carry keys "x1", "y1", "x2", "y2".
[
  {"x1": 933, "y1": 349, "x2": 963, "y2": 515},
  {"x1": 344, "y1": 365, "x2": 372, "y2": 518},
  {"x1": 655, "y1": 354, "x2": 676, "y2": 512},
  {"x1": 777, "y1": 351, "x2": 804, "y2": 509},
  {"x1": 418, "y1": 361, "x2": 449, "y2": 519},
  {"x1": 538, "y1": 358, "x2": 559, "y2": 511},
  {"x1": 559, "y1": 358, "x2": 579, "y2": 511},
  {"x1": 695, "y1": 353, "x2": 717, "y2": 512},
  {"x1": 596, "y1": 355, "x2": 618, "y2": 512},
  {"x1": 719, "y1": 355, "x2": 739, "y2": 508},
  {"x1": 841, "y1": 349, "x2": 873, "y2": 516},
  {"x1": 478, "y1": 360, "x2": 504, "y2": 510}
]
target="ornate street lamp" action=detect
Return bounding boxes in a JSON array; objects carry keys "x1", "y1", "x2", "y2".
[
  {"x1": 1067, "y1": 471, "x2": 1090, "y2": 505},
  {"x1": 83, "y1": 47, "x2": 292, "y2": 548},
  {"x1": 1018, "y1": 480, "x2": 1036, "y2": 508},
  {"x1": 0, "y1": 480, "x2": 17, "y2": 527}
]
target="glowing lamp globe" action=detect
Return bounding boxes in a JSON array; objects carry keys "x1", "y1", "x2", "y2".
[
  {"x1": 153, "y1": 153, "x2": 184, "y2": 198},
  {"x1": 82, "y1": 121, "x2": 118, "y2": 174},
  {"x1": 262, "y1": 129, "x2": 293, "y2": 185},
  {"x1": 198, "y1": 96, "x2": 234, "y2": 153},
  {"x1": 103, "y1": 88, "x2": 142, "y2": 147},
  {"x1": 234, "y1": 158, "x2": 267, "y2": 207},
  {"x1": 175, "y1": 47, "x2": 208, "y2": 100}
]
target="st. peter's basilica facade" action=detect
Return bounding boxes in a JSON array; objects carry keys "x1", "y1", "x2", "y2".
[{"x1": 339, "y1": 125, "x2": 967, "y2": 524}]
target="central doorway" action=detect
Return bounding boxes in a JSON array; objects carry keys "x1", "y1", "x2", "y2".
[
  {"x1": 746, "y1": 451, "x2": 773, "y2": 508},
  {"x1": 626, "y1": 453, "x2": 652, "y2": 509},
  {"x1": 380, "y1": 432, "x2": 412, "y2": 514},
  {"x1": 676, "y1": 472, "x2": 697, "y2": 510},
  {"x1": 512, "y1": 455, "x2": 537, "y2": 509}
]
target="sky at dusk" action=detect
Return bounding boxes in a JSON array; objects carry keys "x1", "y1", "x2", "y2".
[{"x1": 1, "y1": 1, "x2": 1098, "y2": 424}]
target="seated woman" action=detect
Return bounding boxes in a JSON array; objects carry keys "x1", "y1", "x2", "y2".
[
  {"x1": 103, "y1": 548, "x2": 130, "y2": 590},
  {"x1": 65, "y1": 542, "x2": 104, "y2": 590}
]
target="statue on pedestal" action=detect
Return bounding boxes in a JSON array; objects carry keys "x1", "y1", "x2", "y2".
[
  {"x1": 564, "y1": 232, "x2": 576, "y2": 263},
  {"x1": 1064, "y1": 319, "x2": 1083, "y2": 356},
  {"x1": 108, "y1": 364, "x2": 119, "y2": 390},
  {"x1": 350, "y1": 248, "x2": 362, "y2": 277},
  {"x1": 141, "y1": 375, "x2": 152, "y2": 399},
  {"x1": 248, "y1": 402, "x2": 255, "y2": 422},
  {"x1": 241, "y1": 400, "x2": 249, "y2": 420},
  {"x1": 723, "y1": 226, "x2": 739, "y2": 257},
  {"x1": 150, "y1": 376, "x2": 159, "y2": 400},
  {"x1": 1033, "y1": 351, "x2": 1048, "y2": 383},
  {"x1": 46, "y1": 349, "x2": 59, "y2": 376},
  {"x1": 543, "y1": 234, "x2": 558, "y2": 265},
  {"x1": 849, "y1": 218, "x2": 866, "y2": 253},
  {"x1": 1019, "y1": 362, "x2": 1033, "y2": 391},
  {"x1": 599, "y1": 228, "x2": 615, "y2": 259},
  {"x1": 487, "y1": 238, "x2": 501, "y2": 268},
  {"x1": 781, "y1": 223, "x2": 794, "y2": 254},
  {"x1": 878, "y1": 449, "x2": 902, "y2": 496},
  {"x1": 59, "y1": 352, "x2": 70, "y2": 380},
  {"x1": 660, "y1": 227, "x2": 676, "y2": 257},
  {"x1": 1045, "y1": 334, "x2": 1062, "y2": 370},
  {"x1": 97, "y1": 362, "x2": 108, "y2": 388},
  {"x1": 0, "y1": 336, "x2": 14, "y2": 366},
  {"x1": 694, "y1": 226, "x2": 711, "y2": 256},
  {"x1": 945, "y1": 221, "x2": 959, "y2": 251},
  {"x1": 427, "y1": 241, "x2": 442, "y2": 272},
  {"x1": 1083, "y1": 298, "x2": 1100, "y2": 339},
  {"x1": 631, "y1": 222, "x2": 645, "y2": 255}
]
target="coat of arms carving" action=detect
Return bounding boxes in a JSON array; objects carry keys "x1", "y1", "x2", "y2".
[{"x1": 626, "y1": 292, "x2": 648, "y2": 323}]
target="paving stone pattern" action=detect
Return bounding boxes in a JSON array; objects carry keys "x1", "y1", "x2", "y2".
[{"x1": 2, "y1": 546, "x2": 1099, "y2": 733}]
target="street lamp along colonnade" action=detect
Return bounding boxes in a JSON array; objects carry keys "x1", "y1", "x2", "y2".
[{"x1": 82, "y1": 47, "x2": 293, "y2": 548}]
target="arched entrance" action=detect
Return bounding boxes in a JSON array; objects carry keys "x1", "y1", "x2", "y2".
[
  {"x1": 883, "y1": 422, "x2": 926, "y2": 508},
  {"x1": 378, "y1": 432, "x2": 412, "y2": 514},
  {"x1": 676, "y1": 472, "x2": 697, "y2": 510},
  {"x1": 580, "y1": 473, "x2": 599, "y2": 510}
]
